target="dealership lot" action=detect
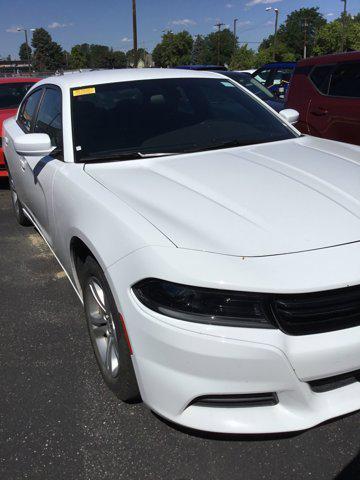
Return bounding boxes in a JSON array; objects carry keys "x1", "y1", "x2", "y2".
[{"x1": 0, "y1": 178, "x2": 359, "y2": 480}]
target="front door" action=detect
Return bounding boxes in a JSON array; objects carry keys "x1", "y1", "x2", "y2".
[{"x1": 22, "y1": 86, "x2": 64, "y2": 244}]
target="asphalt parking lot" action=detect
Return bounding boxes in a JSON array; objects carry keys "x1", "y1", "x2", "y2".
[{"x1": 0, "y1": 177, "x2": 359, "y2": 480}]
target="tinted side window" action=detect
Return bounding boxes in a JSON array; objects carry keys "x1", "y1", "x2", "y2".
[
  {"x1": 0, "y1": 82, "x2": 35, "y2": 109},
  {"x1": 329, "y1": 62, "x2": 360, "y2": 98},
  {"x1": 272, "y1": 68, "x2": 293, "y2": 85},
  {"x1": 18, "y1": 89, "x2": 43, "y2": 132},
  {"x1": 309, "y1": 65, "x2": 333, "y2": 94},
  {"x1": 254, "y1": 69, "x2": 271, "y2": 86},
  {"x1": 34, "y1": 88, "x2": 62, "y2": 147}
]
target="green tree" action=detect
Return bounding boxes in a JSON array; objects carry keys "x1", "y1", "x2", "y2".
[
  {"x1": 126, "y1": 48, "x2": 148, "y2": 67},
  {"x1": 278, "y1": 7, "x2": 326, "y2": 58},
  {"x1": 204, "y1": 28, "x2": 236, "y2": 66},
  {"x1": 69, "y1": 44, "x2": 89, "y2": 69},
  {"x1": 152, "y1": 31, "x2": 193, "y2": 67},
  {"x1": 111, "y1": 50, "x2": 127, "y2": 68},
  {"x1": 192, "y1": 35, "x2": 207, "y2": 64},
  {"x1": 314, "y1": 15, "x2": 360, "y2": 55},
  {"x1": 31, "y1": 28, "x2": 63, "y2": 71},
  {"x1": 19, "y1": 42, "x2": 31, "y2": 62},
  {"x1": 229, "y1": 44, "x2": 256, "y2": 70}
]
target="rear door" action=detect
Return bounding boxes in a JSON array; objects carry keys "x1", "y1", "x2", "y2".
[{"x1": 307, "y1": 62, "x2": 360, "y2": 145}]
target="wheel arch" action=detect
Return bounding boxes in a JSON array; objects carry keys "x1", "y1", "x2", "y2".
[{"x1": 70, "y1": 235, "x2": 105, "y2": 297}]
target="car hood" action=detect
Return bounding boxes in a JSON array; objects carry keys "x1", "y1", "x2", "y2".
[{"x1": 85, "y1": 136, "x2": 360, "y2": 257}]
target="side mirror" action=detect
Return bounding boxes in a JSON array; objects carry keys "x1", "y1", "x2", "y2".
[
  {"x1": 279, "y1": 109, "x2": 299, "y2": 125},
  {"x1": 13, "y1": 133, "x2": 53, "y2": 156}
]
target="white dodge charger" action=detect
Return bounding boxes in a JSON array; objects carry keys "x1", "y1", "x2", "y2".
[{"x1": 3, "y1": 69, "x2": 360, "y2": 434}]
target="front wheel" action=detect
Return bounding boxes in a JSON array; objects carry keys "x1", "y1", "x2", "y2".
[
  {"x1": 81, "y1": 255, "x2": 140, "y2": 402},
  {"x1": 9, "y1": 175, "x2": 31, "y2": 226}
]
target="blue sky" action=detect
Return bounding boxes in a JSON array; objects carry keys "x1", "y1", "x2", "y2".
[{"x1": 1, "y1": 0, "x2": 359, "y2": 58}]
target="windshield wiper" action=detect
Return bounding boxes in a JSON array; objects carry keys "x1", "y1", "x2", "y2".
[
  {"x1": 81, "y1": 151, "x2": 180, "y2": 162},
  {"x1": 182, "y1": 138, "x2": 256, "y2": 154}
]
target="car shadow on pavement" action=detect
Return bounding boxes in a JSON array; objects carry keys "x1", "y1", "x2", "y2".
[
  {"x1": 335, "y1": 450, "x2": 360, "y2": 479},
  {"x1": 0, "y1": 177, "x2": 9, "y2": 189}
]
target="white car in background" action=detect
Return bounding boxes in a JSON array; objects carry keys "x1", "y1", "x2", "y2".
[{"x1": 3, "y1": 69, "x2": 360, "y2": 434}]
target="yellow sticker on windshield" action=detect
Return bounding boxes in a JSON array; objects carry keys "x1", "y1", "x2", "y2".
[{"x1": 73, "y1": 87, "x2": 96, "y2": 96}]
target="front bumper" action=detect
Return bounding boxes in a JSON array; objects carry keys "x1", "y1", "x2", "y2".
[{"x1": 106, "y1": 244, "x2": 360, "y2": 434}]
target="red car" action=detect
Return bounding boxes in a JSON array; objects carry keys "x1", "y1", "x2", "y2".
[
  {"x1": 0, "y1": 77, "x2": 40, "y2": 176},
  {"x1": 286, "y1": 51, "x2": 360, "y2": 146}
]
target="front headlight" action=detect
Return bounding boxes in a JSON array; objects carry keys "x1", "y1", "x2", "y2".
[{"x1": 132, "y1": 278, "x2": 275, "y2": 328}]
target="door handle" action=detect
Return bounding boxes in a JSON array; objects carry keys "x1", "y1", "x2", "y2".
[
  {"x1": 4, "y1": 136, "x2": 9, "y2": 146},
  {"x1": 310, "y1": 108, "x2": 328, "y2": 117}
]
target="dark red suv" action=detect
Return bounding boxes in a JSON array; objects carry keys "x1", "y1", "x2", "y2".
[{"x1": 286, "y1": 51, "x2": 360, "y2": 146}]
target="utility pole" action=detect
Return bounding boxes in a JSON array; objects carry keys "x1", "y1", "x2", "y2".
[
  {"x1": 341, "y1": 0, "x2": 347, "y2": 52},
  {"x1": 233, "y1": 18, "x2": 238, "y2": 55},
  {"x1": 266, "y1": 7, "x2": 279, "y2": 61},
  {"x1": 17, "y1": 27, "x2": 32, "y2": 74},
  {"x1": 132, "y1": 0, "x2": 138, "y2": 67},
  {"x1": 303, "y1": 18, "x2": 308, "y2": 59},
  {"x1": 214, "y1": 22, "x2": 225, "y2": 66}
]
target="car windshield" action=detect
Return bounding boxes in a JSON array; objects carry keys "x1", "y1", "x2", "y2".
[
  {"x1": 0, "y1": 82, "x2": 35, "y2": 109},
  {"x1": 71, "y1": 77, "x2": 296, "y2": 162},
  {"x1": 223, "y1": 72, "x2": 275, "y2": 101}
]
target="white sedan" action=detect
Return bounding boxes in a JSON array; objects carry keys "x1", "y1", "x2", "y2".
[{"x1": 3, "y1": 69, "x2": 360, "y2": 434}]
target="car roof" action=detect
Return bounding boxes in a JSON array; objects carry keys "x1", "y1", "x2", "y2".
[
  {"x1": 175, "y1": 65, "x2": 228, "y2": 71},
  {"x1": 0, "y1": 77, "x2": 41, "y2": 84},
  {"x1": 297, "y1": 50, "x2": 360, "y2": 67},
  {"x1": 34, "y1": 68, "x2": 226, "y2": 90},
  {"x1": 256, "y1": 62, "x2": 296, "y2": 70}
]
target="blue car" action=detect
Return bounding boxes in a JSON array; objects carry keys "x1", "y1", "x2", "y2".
[
  {"x1": 252, "y1": 62, "x2": 296, "y2": 99},
  {"x1": 175, "y1": 65, "x2": 228, "y2": 71},
  {"x1": 220, "y1": 71, "x2": 284, "y2": 112}
]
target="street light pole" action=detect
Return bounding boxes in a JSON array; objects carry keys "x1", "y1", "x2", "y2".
[
  {"x1": 17, "y1": 27, "x2": 31, "y2": 74},
  {"x1": 341, "y1": 0, "x2": 348, "y2": 52},
  {"x1": 132, "y1": 0, "x2": 138, "y2": 67},
  {"x1": 233, "y1": 18, "x2": 238, "y2": 55},
  {"x1": 303, "y1": 18, "x2": 308, "y2": 59},
  {"x1": 266, "y1": 7, "x2": 279, "y2": 61}
]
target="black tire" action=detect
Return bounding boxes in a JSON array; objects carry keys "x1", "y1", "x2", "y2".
[
  {"x1": 80, "y1": 255, "x2": 140, "y2": 403},
  {"x1": 9, "y1": 174, "x2": 32, "y2": 226}
]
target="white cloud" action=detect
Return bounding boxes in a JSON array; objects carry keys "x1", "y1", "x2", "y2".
[
  {"x1": 171, "y1": 18, "x2": 197, "y2": 26},
  {"x1": 121, "y1": 37, "x2": 132, "y2": 42},
  {"x1": 226, "y1": 3, "x2": 234, "y2": 8},
  {"x1": 326, "y1": 12, "x2": 334, "y2": 17},
  {"x1": 246, "y1": 0, "x2": 282, "y2": 7},
  {"x1": 6, "y1": 26, "x2": 21, "y2": 33},
  {"x1": 264, "y1": 19, "x2": 274, "y2": 25},
  {"x1": 238, "y1": 20, "x2": 252, "y2": 26},
  {"x1": 48, "y1": 21, "x2": 73, "y2": 29}
]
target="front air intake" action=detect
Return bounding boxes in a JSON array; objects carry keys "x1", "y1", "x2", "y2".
[
  {"x1": 309, "y1": 369, "x2": 360, "y2": 393},
  {"x1": 190, "y1": 393, "x2": 278, "y2": 408}
]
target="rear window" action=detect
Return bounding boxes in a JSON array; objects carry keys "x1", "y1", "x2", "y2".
[
  {"x1": 329, "y1": 62, "x2": 360, "y2": 98},
  {"x1": 309, "y1": 65, "x2": 333, "y2": 94},
  {"x1": 0, "y1": 82, "x2": 35, "y2": 109}
]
